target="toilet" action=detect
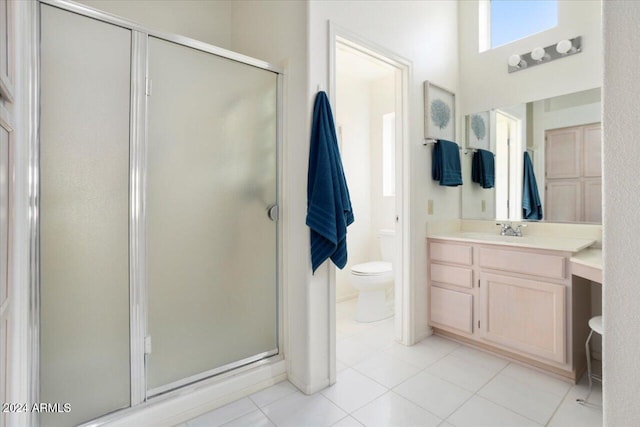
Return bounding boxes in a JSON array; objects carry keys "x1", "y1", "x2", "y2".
[{"x1": 350, "y1": 229, "x2": 395, "y2": 322}]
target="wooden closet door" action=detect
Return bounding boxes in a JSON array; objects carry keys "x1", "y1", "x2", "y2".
[
  {"x1": 584, "y1": 178, "x2": 602, "y2": 223},
  {"x1": 583, "y1": 124, "x2": 602, "y2": 178},
  {"x1": 545, "y1": 127, "x2": 581, "y2": 179},
  {"x1": 545, "y1": 180, "x2": 581, "y2": 222}
]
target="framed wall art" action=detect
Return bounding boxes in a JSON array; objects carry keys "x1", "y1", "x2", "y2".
[
  {"x1": 424, "y1": 81, "x2": 455, "y2": 141},
  {"x1": 467, "y1": 111, "x2": 490, "y2": 150}
]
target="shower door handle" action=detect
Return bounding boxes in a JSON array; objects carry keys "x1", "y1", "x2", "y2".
[{"x1": 267, "y1": 204, "x2": 279, "y2": 222}]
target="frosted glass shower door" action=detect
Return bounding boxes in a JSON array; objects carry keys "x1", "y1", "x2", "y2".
[
  {"x1": 146, "y1": 37, "x2": 278, "y2": 393},
  {"x1": 40, "y1": 5, "x2": 131, "y2": 426}
]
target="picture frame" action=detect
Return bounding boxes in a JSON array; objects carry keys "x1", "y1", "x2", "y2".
[
  {"x1": 466, "y1": 111, "x2": 490, "y2": 150},
  {"x1": 424, "y1": 81, "x2": 455, "y2": 141}
]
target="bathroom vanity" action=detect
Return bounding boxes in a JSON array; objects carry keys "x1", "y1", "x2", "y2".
[{"x1": 427, "y1": 231, "x2": 597, "y2": 382}]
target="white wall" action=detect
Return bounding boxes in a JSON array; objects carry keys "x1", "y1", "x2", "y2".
[
  {"x1": 229, "y1": 0, "x2": 322, "y2": 394},
  {"x1": 603, "y1": 2, "x2": 640, "y2": 425},
  {"x1": 335, "y1": 73, "x2": 373, "y2": 302},
  {"x1": 310, "y1": 0, "x2": 459, "y2": 347},
  {"x1": 459, "y1": 0, "x2": 602, "y2": 115},
  {"x1": 76, "y1": 0, "x2": 232, "y2": 48},
  {"x1": 370, "y1": 73, "x2": 397, "y2": 247}
]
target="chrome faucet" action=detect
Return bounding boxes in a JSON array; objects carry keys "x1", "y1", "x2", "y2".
[{"x1": 496, "y1": 222, "x2": 527, "y2": 237}]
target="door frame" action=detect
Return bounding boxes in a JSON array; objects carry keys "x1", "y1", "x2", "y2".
[{"x1": 328, "y1": 23, "x2": 413, "y2": 383}]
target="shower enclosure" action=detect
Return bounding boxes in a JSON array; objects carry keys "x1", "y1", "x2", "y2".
[{"x1": 38, "y1": 2, "x2": 281, "y2": 426}]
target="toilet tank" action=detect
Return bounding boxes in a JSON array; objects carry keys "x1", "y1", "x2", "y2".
[{"x1": 378, "y1": 229, "x2": 395, "y2": 263}]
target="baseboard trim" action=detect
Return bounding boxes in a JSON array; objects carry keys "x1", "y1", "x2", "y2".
[{"x1": 287, "y1": 372, "x2": 330, "y2": 395}]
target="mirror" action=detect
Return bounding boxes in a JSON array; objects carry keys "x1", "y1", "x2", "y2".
[{"x1": 461, "y1": 87, "x2": 602, "y2": 224}]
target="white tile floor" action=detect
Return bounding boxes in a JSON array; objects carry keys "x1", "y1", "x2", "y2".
[{"x1": 180, "y1": 299, "x2": 602, "y2": 427}]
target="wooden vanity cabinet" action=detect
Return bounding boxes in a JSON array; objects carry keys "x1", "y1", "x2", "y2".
[
  {"x1": 428, "y1": 238, "x2": 588, "y2": 382},
  {"x1": 427, "y1": 241, "x2": 475, "y2": 336}
]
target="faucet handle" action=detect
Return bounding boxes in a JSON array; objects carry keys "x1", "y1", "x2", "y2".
[
  {"x1": 514, "y1": 223, "x2": 527, "y2": 236},
  {"x1": 496, "y1": 222, "x2": 512, "y2": 235}
]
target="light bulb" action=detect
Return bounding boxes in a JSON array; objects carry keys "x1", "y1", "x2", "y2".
[
  {"x1": 531, "y1": 47, "x2": 547, "y2": 61},
  {"x1": 508, "y1": 54, "x2": 523, "y2": 67},
  {"x1": 556, "y1": 39, "x2": 573, "y2": 54}
]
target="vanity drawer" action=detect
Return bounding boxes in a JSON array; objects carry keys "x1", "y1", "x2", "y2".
[
  {"x1": 430, "y1": 263, "x2": 473, "y2": 289},
  {"x1": 429, "y1": 241, "x2": 473, "y2": 266},
  {"x1": 430, "y1": 286, "x2": 473, "y2": 334},
  {"x1": 478, "y1": 247, "x2": 565, "y2": 280}
]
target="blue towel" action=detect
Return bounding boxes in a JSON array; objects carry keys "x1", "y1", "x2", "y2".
[
  {"x1": 306, "y1": 92, "x2": 354, "y2": 273},
  {"x1": 432, "y1": 139, "x2": 463, "y2": 186},
  {"x1": 471, "y1": 149, "x2": 495, "y2": 189},
  {"x1": 522, "y1": 152, "x2": 543, "y2": 220}
]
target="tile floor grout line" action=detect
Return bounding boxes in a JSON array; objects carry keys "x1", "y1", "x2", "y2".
[
  {"x1": 474, "y1": 360, "x2": 512, "y2": 393},
  {"x1": 468, "y1": 394, "x2": 547, "y2": 426},
  {"x1": 475, "y1": 364, "x2": 575, "y2": 426},
  {"x1": 255, "y1": 401, "x2": 278, "y2": 427},
  {"x1": 385, "y1": 389, "x2": 446, "y2": 425},
  {"x1": 323, "y1": 381, "x2": 390, "y2": 416},
  {"x1": 384, "y1": 341, "x2": 462, "y2": 391},
  {"x1": 348, "y1": 352, "x2": 424, "y2": 388},
  {"x1": 248, "y1": 383, "x2": 298, "y2": 414},
  {"x1": 317, "y1": 392, "x2": 354, "y2": 422},
  {"x1": 544, "y1": 384, "x2": 573, "y2": 427},
  {"x1": 497, "y1": 366, "x2": 574, "y2": 398},
  {"x1": 439, "y1": 361, "x2": 514, "y2": 427},
  {"x1": 330, "y1": 413, "x2": 364, "y2": 427}
]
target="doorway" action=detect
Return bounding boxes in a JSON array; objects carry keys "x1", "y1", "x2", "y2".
[
  {"x1": 329, "y1": 26, "x2": 411, "y2": 382},
  {"x1": 495, "y1": 109, "x2": 523, "y2": 220}
]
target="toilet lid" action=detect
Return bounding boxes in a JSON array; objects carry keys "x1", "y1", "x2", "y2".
[{"x1": 351, "y1": 261, "x2": 392, "y2": 275}]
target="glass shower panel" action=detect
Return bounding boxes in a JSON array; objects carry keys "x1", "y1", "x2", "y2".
[
  {"x1": 146, "y1": 37, "x2": 278, "y2": 392},
  {"x1": 40, "y1": 5, "x2": 131, "y2": 426}
]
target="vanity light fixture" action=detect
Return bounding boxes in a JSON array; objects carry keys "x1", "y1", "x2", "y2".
[
  {"x1": 556, "y1": 39, "x2": 577, "y2": 55},
  {"x1": 530, "y1": 47, "x2": 549, "y2": 62},
  {"x1": 508, "y1": 54, "x2": 527, "y2": 69},
  {"x1": 508, "y1": 36, "x2": 582, "y2": 73}
]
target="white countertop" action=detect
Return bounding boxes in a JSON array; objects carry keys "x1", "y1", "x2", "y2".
[
  {"x1": 571, "y1": 248, "x2": 603, "y2": 271},
  {"x1": 428, "y1": 231, "x2": 596, "y2": 253}
]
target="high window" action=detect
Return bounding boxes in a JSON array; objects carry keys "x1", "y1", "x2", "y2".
[{"x1": 480, "y1": 0, "x2": 558, "y2": 51}]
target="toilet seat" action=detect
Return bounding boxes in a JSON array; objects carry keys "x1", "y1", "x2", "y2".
[{"x1": 350, "y1": 261, "x2": 392, "y2": 276}]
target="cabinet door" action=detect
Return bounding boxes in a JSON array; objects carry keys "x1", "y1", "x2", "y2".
[
  {"x1": 430, "y1": 263, "x2": 473, "y2": 289},
  {"x1": 583, "y1": 178, "x2": 602, "y2": 223},
  {"x1": 545, "y1": 180, "x2": 581, "y2": 222},
  {"x1": 430, "y1": 286, "x2": 473, "y2": 334},
  {"x1": 479, "y1": 273, "x2": 566, "y2": 364},
  {"x1": 583, "y1": 124, "x2": 602, "y2": 178},
  {"x1": 545, "y1": 127, "x2": 581, "y2": 179},
  {"x1": 429, "y1": 241, "x2": 473, "y2": 265}
]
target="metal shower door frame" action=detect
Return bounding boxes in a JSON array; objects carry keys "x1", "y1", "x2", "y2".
[{"x1": 34, "y1": 0, "x2": 284, "y2": 416}]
